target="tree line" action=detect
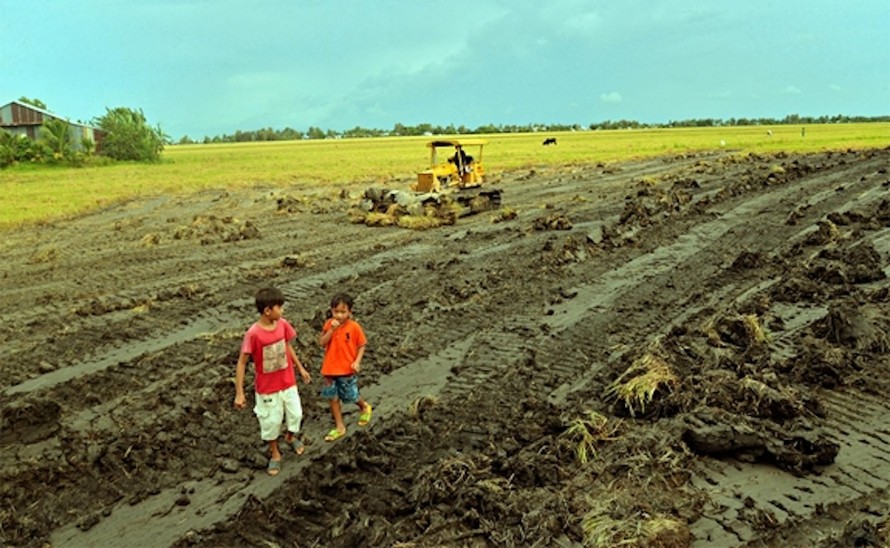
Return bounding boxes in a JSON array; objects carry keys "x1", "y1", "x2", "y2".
[
  {"x1": 181, "y1": 114, "x2": 890, "y2": 145},
  {"x1": 3, "y1": 96, "x2": 887, "y2": 169}
]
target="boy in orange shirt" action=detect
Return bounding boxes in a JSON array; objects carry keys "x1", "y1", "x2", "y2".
[{"x1": 318, "y1": 293, "x2": 372, "y2": 441}]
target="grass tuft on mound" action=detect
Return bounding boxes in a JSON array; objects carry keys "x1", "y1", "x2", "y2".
[
  {"x1": 605, "y1": 350, "x2": 679, "y2": 417},
  {"x1": 563, "y1": 411, "x2": 621, "y2": 464},
  {"x1": 582, "y1": 495, "x2": 692, "y2": 547},
  {"x1": 742, "y1": 313, "x2": 770, "y2": 344}
]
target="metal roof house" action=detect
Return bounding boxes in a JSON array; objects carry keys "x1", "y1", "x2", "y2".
[{"x1": 0, "y1": 100, "x2": 105, "y2": 150}]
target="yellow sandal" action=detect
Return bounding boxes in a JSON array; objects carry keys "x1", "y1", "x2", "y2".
[
  {"x1": 324, "y1": 429, "x2": 346, "y2": 442},
  {"x1": 358, "y1": 403, "x2": 373, "y2": 427}
]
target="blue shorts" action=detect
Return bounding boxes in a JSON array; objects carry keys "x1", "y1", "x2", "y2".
[{"x1": 321, "y1": 375, "x2": 360, "y2": 404}]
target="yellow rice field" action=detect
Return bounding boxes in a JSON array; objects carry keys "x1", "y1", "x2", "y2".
[{"x1": 1, "y1": 123, "x2": 887, "y2": 230}]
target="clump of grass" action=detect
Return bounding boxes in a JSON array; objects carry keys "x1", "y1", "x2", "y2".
[
  {"x1": 469, "y1": 194, "x2": 493, "y2": 213},
  {"x1": 702, "y1": 319, "x2": 722, "y2": 347},
  {"x1": 280, "y1": 255, "x2": 309, "y2": 269},
  {"x1": 140, "y1": 233, "x2": 161, "y2": 246},
  {"x1": 172, "y1": 225, "x2": 191, "y2": 239},
  {"x1": 396, "y1": 215, "x2": 446, "y2": 230},
  {"x1": 563, "y1": 411, "x2": 620, "y2": 464},
  {"x1": 582, "y1": 497, "x2": 691, "y2": 547},
  {"x1": 131, "y1": 301, "x2": 152, "y2": 313},
  {"x1": 492, "y1": 207, "x2": 518, "y2": 223},
  {"x1": 822, "y1": 219, "x2": 840, "y2": 240},
  {"x1": 434, "y1": 456, "x2": 475, "y2": 491},
  {"x1": 605, "y1": 351, "x2": 679, "y2": 417},
  {"x1": 769, "y1": 164, "x2": 786, "y2": 174},
  {"x1": 27, "y1": 245, "x2": 59, "y2": 264},
  {"x1": 363, "y1": 212, "x2": 396, "y2": 226},
  {"x1": 742, "y1": 313, "x2": 769, "y2": 344},
  {"x1": 408, "y1": 395, "x2": 438, "y2": 419},
  {"x1": 434, "y1": 200, "x2": 462, "y2": 221}
]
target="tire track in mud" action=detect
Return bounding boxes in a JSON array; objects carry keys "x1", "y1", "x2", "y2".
[
  {"x1": 692, "y1": 388, "x2": 890, "y2": 546},
  {"x1": 543, "y1": 154, "x2": 882, "y2": 334},
  {"x1": 675, "y1": 169, "x2": 890, "y2": 544}
]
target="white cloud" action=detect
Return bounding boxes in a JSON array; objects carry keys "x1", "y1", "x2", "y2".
[
  {"x1": 829, "y1": 84, "x2": 843, "y2": 92},
  {"x1": 600, "y1": 92, "x2": 623, "y2": 103},
  {"x1": 781, "y1": 85, "x2": 802, "y2": 95}
]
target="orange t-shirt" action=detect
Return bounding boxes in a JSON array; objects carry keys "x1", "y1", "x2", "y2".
[{"x1": 321, "y1": 318, "x2": 367, "y2": 376}]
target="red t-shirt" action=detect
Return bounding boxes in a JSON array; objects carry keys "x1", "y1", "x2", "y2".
[
  {"x1": 321, "y1": 318, "x2": 367, "y2": 377},
  {"x1": 241, "y1": 319, "x2": 297, "y2": 394}
]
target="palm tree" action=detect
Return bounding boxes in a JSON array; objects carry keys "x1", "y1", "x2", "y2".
[{"x1": 39, "y1": 118, "x2": 72, "y2": 160}]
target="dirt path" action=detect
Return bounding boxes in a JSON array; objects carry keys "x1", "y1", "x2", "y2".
[{"x1": 1, "y1": 148, "x2": 888, "y2": 547}]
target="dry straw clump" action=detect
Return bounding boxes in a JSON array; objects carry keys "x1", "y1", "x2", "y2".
[
  {"x1": 140, "y1": 233, "x2": 161, "y2": 247},
  {"x1": 742, "y1": 313, "x2": 769, "y2": 344},
  {"x1": 563, "y1": 411, "x2": 621, "y2": 464},
  {"x1": 605, "y1": 351, "x2": 679, "y2": 417},
  {"x1": 582, "y1": 500, "x2": 692, "y2": 548},
  {"x1": 359, "y1": 202, "x2": 457, "y2": 230},
  {"x1": 361, "y1": 212, "x2": 396, "y2": 226},
  {"x1": 396, "y1": 215, "x2": 446, "y2": 230},
  {"x1": 28, "y1": 245, "x2": 59, "y2": 264},
  {"x1": 407, "y1": 395, "x2": 439, "y2": 420},
  {"x1": 491, "y1": 207, "x2": 518, "y2": 223}
]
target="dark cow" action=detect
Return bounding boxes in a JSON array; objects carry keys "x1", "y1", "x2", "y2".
[{"x1": 542, "y1": 137, "x2": 557, "y2": 146}]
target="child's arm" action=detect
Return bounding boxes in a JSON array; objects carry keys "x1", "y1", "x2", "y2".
[
  {"x1": 288, "y1": 342, "x2": 312, "y2": 384},
  {"x1": 234, "y1": 352, "x2": 249, "y2": 409},
  {"x1": 351, "y1": 344, "x2": 366, "y2": 373}
]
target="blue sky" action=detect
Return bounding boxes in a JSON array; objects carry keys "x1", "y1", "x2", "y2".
[{"x1": 2, "y1": 0, "x2": 888, "y2": 139}]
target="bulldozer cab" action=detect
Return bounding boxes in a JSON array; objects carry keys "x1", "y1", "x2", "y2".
[{"x1": 413, "y1": 138, "x2": 487, "y2": 193}]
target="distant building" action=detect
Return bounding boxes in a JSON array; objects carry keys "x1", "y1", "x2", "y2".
[{"x1": 0, "y1": 100, "x2": 105, "y2": 150}]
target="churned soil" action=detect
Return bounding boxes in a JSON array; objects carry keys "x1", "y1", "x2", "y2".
[{"x1": 1, "y1": 147, "x2": 889, "y2": 547}]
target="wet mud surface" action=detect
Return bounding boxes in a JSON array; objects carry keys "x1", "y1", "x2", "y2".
[{"x1": 1, "y1": 148, "x2": 889, "y2": 547}]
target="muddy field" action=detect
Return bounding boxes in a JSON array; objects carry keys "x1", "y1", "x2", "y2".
[{"x1": 1, "y1": 147, "x2": 889, "y2": 547}]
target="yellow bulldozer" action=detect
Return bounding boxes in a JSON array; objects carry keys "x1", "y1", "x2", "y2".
[{"x1": 358, "y1": 138, "x2": 502, "y2": 227}]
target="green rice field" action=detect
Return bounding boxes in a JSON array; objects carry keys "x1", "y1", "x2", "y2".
[{"x1": 1, "y1": 123, "x2": 887, "y2": 230}]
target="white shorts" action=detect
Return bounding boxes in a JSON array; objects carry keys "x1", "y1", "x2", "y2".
[{"x1": 253, "y1": 385, "x2": 303, "y2": 441}]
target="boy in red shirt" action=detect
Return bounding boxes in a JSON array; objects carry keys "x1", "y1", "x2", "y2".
[
  {"x1": 234, "y1": 287, "x2": 312, "y2": 476},
  {"x1": 318, "y1": 293, "x2": 372, "y2": 441}
]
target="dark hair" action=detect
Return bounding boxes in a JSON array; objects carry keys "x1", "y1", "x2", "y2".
[
  {"x1": 255, "y1": 287, "x2": 285, "y2": 314},
  {"x1": 330, "y1": 292, "x2": 354, "y2": 310}
]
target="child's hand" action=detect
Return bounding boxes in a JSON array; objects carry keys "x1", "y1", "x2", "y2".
[
  {"x1": 351, "y1": 360, "x2": 361, "y2": 373},
  {"x1": 330, "y1": 319, "x2": 341, "y2": 329},
  {"x1": 300, "y1": 368, "x2": 312, "y2": 384},
  {"x1": 234, "y1": 394, "x2": 246, "y2": 409}
]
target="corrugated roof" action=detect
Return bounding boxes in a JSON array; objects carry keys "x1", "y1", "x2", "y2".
[{"x1": 0, "y1": 100, "x2": 101, "y2": 130}]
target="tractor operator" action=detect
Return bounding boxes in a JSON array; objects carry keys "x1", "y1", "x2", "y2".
[{"x1": 449, "y1": 146, "x2": 473, "y2": 175}]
